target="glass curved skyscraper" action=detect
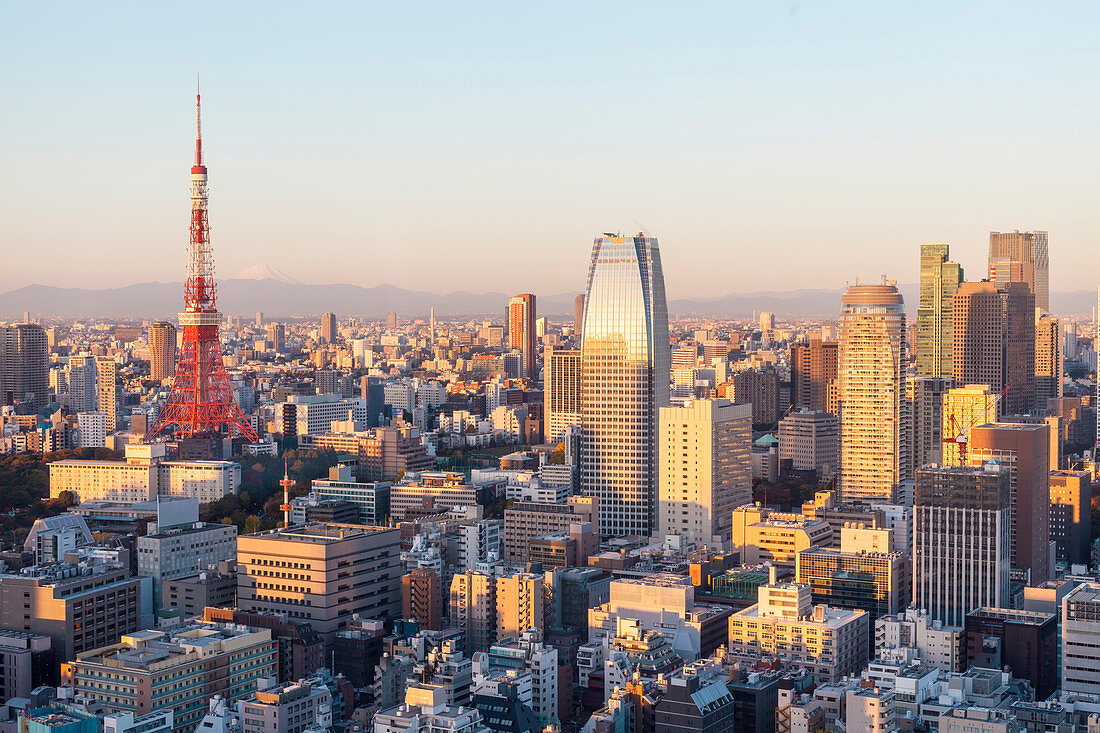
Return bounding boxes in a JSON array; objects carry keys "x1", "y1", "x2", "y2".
[{"x1": 579, "y1": 233, "x2": 670, "y2": 537}]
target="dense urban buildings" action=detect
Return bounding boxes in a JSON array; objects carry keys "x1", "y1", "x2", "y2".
[{"x1": 579, "y1": 234, "x2": 669, "y2": 537}]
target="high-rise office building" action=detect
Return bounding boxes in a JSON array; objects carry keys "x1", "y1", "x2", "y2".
[
  {"x1": 148, "y1": 322, "x2": 177, "y2": 381},
  {"x1": 989, "y1": 230, "x2": 1049, "y2": 313},
  {"x1": 790, "y1": 339, "x2": 838, "y2": 413},
  {"x1": 908, "y1": 377, "x2": 953, "y2": 473},
  {"x1": 266, "y1": 322, "x2": 286, "y2": 352},
  {"x1": 544, "y1": 347, "x2": 580, "y2": 443},
  {"x1": 658, "y1": 398, "x2": 751, "y2": 550},
  {"x1": 916, "y1": 244, "x2": 964, "y2": 378},
  {"x1": 913, "y1": 464, "x2": 1011, "y2": 627},
  {"x1": 573, "y1": 294, "x2": 585, "y2": 339},
  {"x1": 967, "y1": 423, "x2": 1051, "y2": 583},
  {"x1": 838, "y1": 282, "x2": 908, "y2": 505},
  {"x1": 953, "y1": 280, "x2": 1036, "y2": 416},
  {"x1": 1035, "y1": 315, "x2": 1063, "y2": 411},
  {"x1": 579, "y1": 234, "x2": 669, "y2": 537},
  {"x1": 320, "y1": 312, "x2": 337, "y2": 344},
  {"x1": 941, "y1": 384, "x2": 998, "y2": 467},
  {"x1": 728, "y1": 368, "x2": 780, "y2": 425},
  {"x1": 95, "y1": 356, "x2": 118, "y2": 431},
  {"x1": 508, "y1": 294, "x2": 537, "y2": 379},
  {"x1": 0, "y1": 324, "x2": 48, "y2": 409}
]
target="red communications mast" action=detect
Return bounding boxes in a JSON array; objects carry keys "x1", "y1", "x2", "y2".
[{"x1": 147, "y1": 85, "x2": 258, "y2": 444}]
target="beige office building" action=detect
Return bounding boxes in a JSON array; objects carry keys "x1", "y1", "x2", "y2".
[
  {"x1": 502, "y1": 496, "x2": 597, "y2": 563},
  {"x1": 941, "y1": 385, "x2": 998, "y2": 467},
  {"x1": 731, "y1": 505, "x2": 832, "y2": 570},
  {"x1": 544, "y1": 347, "x2": 581, "y2": 443},
  {"x1": 658, "y1": 398, "x2": 751, "y2": 550},
  {"x1": 148, "y1": 322, "x2": 177, "y2": 381},
  {"x1": 838, "y1": 283, "x2": 908, "y2": 505},
  {"x1": 390, "y1": 472, "x2": 479, "y2": 520},
  {"x1": 236, "y1": 523, "x2": 402, "y2": 646}
]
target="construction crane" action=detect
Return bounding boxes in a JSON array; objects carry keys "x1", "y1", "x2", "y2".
[{"x1": 941, "y1": 385, "x2": 1010, "y2": 463}]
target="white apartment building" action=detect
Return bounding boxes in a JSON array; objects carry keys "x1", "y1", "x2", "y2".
[
  {"x1": 727, "y1": 568, "x2": 869, "y2": 683},
  {"x1": 658, "y1": 399, "x2": 751, "y2": 551},
  {"x1": 77, "y1": 411, "x2": 108, "y2": 449},
  {"x1": 778, "y1": 409, "x2": 839, "y2": 476}
]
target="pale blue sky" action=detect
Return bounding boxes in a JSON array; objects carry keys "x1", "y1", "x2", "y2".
[{"x1": 3, "y1": 2, "x2": 1098, "y2": 298}]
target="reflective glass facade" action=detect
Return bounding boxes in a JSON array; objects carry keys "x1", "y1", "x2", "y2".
[{"x1": 579, "y1": 234, "x2": 669, "y2": 537}]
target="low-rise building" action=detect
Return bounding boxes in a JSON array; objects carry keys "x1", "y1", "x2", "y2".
[
  {"x1": 727, "y1": 568, "x2": 868, "y2": 684},
  {"x1": 137, "y1": 521, "x2": 236, "y2": 608},
  {"x1": 731, "y1": 505, "x2": 832, "y2": 569},
  {"x1": 63, "y1": 622, "x2": 277, "y2": 732},
  {"x1": 239, "y1": 679, "x2": 333, "y2": 733}
]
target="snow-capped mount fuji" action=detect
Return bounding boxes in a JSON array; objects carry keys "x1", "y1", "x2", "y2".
[{"x1": 229, "y1": 264, "x2": 302, "y2": 284}]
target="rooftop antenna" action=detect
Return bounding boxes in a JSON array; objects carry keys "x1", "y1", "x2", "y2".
[{"x1": 279, "y1": 459, "x2": 293, "y2": 528}]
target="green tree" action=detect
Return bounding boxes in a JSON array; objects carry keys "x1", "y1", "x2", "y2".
[{"x1": 243, "y1": 515, "x2": 263, "y2": 535}]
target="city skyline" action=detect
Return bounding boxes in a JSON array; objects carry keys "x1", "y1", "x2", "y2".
[{"x1": 4, "y1": 3, "x2": 1100, "y2": 297}]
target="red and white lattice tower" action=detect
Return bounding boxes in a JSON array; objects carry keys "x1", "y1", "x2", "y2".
[{"x1": 147, "y1": 86, "x2": 258, "y2": 443}]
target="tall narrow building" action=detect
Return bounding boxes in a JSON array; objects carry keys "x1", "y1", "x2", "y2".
[
  {"x1": 658, "y1": 398, "x2": 752, "y2": 550},
  {"x1": 573, "y1": 294, "x2": 585, "y2": 340},
  {"x1": 908, "y1": 377, "x2": 953, "y2": 473},
  {"x1": 508, "y1": 294, "x2": 537, "y2": 380},
  {"x1": 321, "y1": 312, "x2": 337, "y2": 344},
  {"x1": 989, "y1": 230, "x2": 1049, "y2": 313},
  {"x1": 580, "y1": 233, "x2": 669, "y2": 537},
  {"x1": 913, "y1": 463, "x2": 1011, "y2": 629},
  {"x1": 544, "y1": 346, "x2": 581, "y2": 444},
  {"x1": 952, "y1": 281, "x2": 1035, "y2": 416},
  {"x1": 838, "y1": 282, "x2": 908, "y2": 505},
  {"x1": 916, "y1": 244, "x2": 963, "y2": 378},
  {"x1": 96, "y1": 356, "x2": 118, "y2": 432},
  {"x1": 1035, "y1": 315, "x2": 1064, "y2": 412},
  {"x1": 790, "y1": 339, "x2": 838, "y2": 413},
  {"x1": 148, "y1": 322, "x2": 177, "y2": 381}
]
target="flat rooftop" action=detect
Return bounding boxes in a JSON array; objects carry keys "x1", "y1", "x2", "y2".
[{"x1": 246, "y1": 522, "x2": 395, "y2": 543}]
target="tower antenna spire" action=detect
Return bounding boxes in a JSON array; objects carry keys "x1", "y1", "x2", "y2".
[{"x1": 194, "y1": 75, "x2": 203, "y2": 167}]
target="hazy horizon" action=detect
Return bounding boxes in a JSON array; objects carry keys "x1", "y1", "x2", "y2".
[{"x1": 5, "y1": 3, "x2": 1099, "y2": 297}]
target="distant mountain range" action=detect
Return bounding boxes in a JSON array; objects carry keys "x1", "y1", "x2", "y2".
[{"x1": 2, "y1": 274, "x2": 1094, "y2": 320}]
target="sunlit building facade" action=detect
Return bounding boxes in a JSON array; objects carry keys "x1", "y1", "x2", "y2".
[
  {"x1": 579, "y1": 234, "x2": 669, "y2": 537},
  {"x1": 838, "y1": 282, "x2": 908, "y2": 505},
  {"x1": 916, "y1": 244, "x2": 963, "y2": 379}
]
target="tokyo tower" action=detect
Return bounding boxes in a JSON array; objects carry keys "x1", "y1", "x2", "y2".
[{"x1": 147, "y1": 87, "x2": 258, "y2": 444}]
